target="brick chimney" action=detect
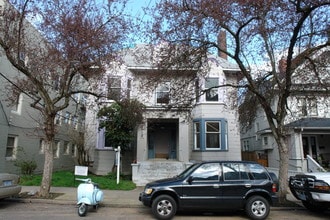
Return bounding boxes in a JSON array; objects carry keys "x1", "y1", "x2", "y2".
[
  {"x1": 217, "y1": 30, "x2": 227, "y2": 60},
  {"x1": 278, "y1": 56, "x2": 287, "y2": 79}
]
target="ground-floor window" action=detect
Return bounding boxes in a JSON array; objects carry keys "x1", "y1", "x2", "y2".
[
  {"x1": 193, "y1": 118, "x2": 228, "y2": 151},
  {"x1": 6, "y1": 135, "x2": 17, "y2": 159}
]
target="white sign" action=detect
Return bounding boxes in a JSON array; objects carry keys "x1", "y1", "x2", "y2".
[{"x1": 74, "y1": 166, "x2": 88, "y2": 176}]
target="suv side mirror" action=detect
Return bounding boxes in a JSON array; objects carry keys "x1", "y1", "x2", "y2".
[{"x1": 187, "y1": 176, "x2": 193, "y2": 184}]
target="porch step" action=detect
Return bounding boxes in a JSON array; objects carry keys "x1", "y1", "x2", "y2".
[{"x1": 132, "y1": 160, "x2": 188, "y2": 186}]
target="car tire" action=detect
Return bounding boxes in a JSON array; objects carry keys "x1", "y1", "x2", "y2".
[
  {"x1": 302, "y1": 200, "x2": 328, "y2": 212},
  {"x1": 245, "y1": 195, "x2": 270, "y2": 220},
  {"x1": 151, "y1": 195, "x2": 177, "y2": 220}
]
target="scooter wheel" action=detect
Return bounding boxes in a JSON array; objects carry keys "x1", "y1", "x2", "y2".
[{"x1": 78, "y1": 203, "x2": 88, "y2": 217}]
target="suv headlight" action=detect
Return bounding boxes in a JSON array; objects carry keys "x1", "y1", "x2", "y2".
[{"x1": 144, "y1": 188, "x2": 153, "y2": 195}]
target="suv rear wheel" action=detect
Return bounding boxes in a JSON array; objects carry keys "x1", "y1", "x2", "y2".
[
  {"x1": 152, "y1": 195, "x2": 177, "y2": 220},
  {"x1": 245, "y1": 195, "x2": 270, "y2": 220}
]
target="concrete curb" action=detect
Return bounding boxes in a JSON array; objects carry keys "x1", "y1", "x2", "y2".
[
  {"x1": 10, "y1": 197, "x2": 144, "y2": 208},
  {"x1": 8, "y1": 186, "x2": 303, "y2": 210}
]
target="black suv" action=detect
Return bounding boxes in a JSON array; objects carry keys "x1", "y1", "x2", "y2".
[{"x1": 139, "y1": 161, "x2": 278, "y2": 220}]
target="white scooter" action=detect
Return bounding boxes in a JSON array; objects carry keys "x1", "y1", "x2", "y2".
[{"x1": 76, "y1": 178, "x2": 104, "y2": 217}]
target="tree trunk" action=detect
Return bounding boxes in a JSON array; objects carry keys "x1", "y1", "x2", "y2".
[
  {"x1": 39, "y1": 114, "x2": 56, "y2": 198},
  {"x1": 39, "y1": 140, "x2": 54, "y2": 198},
  {"x1": 277, "y1": 137, "x2": 289, "y2": 203}
]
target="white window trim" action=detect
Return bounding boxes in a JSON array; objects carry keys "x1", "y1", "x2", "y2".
[
  {"x1": 204, "y1": 77, "x2": 219, "y2": 102},
  {"x1": 72, "y1": 144, "x2": 77, "y2": 157},
  {"x1": 155, "y1": 82, "x2": 170, "y2": 105},
  {"x1": 11, "y1": 94, "x2": 23, "y2": 115},
  {"x1": 194, "y1": 122, "x2": 200, "y2": 150},
  {"x1": 55, "y1": 111, "x2": 62, "y2": 125},
  {"x1": 39, "y1": 139, "x2": 45, "y2": 154},
  {"x1": 205, "y1": 121, "x2": 221, "y2": 150},
  {"x1": 63, "y1": 142, "x2": 70, "y2": 155},
  {"x1": 107, "y1": 77, "x2": 122, "y2": 100},
  {"x1": 6, "y1": 135, "x2": 17, "y2": 160},
  {"x1": 54, "y1": 141, "x2": 60, "y2": 158}
]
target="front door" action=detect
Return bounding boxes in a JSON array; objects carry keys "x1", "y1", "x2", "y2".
[
  {"x1": 302, "y1": 136, "x2": 318, "y2": 160},
  {"x1": 147, "y1": 120, "x2": 177, "y2": 159}
]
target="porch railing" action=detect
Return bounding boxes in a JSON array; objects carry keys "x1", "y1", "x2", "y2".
[{"x1": 306, "y1": 155, "x2": 326, "y2": 172}]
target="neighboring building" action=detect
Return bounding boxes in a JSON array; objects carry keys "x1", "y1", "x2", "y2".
[
  {"x1": 240, "y1": 47, "x2": 330, "y2": 173},
  {"x1": 0, "y1": 0, "x2": 85, "y2": 174},
  {"x1": 0, "y1": 55, "x2": 86, "y2": 174},
  {"x1": 86, "y1": 43, "x2": 242, "y2": 186}
]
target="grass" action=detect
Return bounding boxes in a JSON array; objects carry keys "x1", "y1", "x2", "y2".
[{"x1": 20, "y1": 171, "x2": 136, "y2": 190}]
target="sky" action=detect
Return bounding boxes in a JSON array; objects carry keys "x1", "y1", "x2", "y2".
[{"x1": 125, "y1": 0, "x2": 156, "y2": 16}]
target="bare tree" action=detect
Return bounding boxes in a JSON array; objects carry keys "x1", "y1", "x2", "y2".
[
  {"x1": 0, "y1": 0, "x2": 130, "y2": 197},
  {"x1": 144, "y1": 0, "x2": 330, "y2": 203}
]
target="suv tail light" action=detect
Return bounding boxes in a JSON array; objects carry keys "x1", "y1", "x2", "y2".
[{"x1": 272, "y1": 183, "x2": 277, "y2": 193}]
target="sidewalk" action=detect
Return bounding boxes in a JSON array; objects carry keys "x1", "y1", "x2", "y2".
[
  {"x1": 16, "y1": 186, "x2": 303, "y2": 210},
  {"x1": 18, "y1": 186, "x2": 144, "y2": 208}
]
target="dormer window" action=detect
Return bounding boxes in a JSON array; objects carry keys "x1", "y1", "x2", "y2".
[{"x1": 156, "y1": 82, "x2": 170, "y2": 104}]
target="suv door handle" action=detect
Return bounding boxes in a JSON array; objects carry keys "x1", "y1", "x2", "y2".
[
  {"x1": 213, "y1": 184, "x2": 219, "y2": 188},
  {"x1": 245, "y1": 184, "x2": 252, "y2": 188}
]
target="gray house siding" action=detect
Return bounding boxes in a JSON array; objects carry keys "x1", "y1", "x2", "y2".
[{"x1": 1, "y1": 51, "x2": 80, "y2": 175}]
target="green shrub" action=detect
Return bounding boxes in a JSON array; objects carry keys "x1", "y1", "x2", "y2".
[{"x1": 16, "y1": 160, "x2": 37, "y2": 175}]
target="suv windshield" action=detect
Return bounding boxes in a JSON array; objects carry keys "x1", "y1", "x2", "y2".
[{"x1": 177, "y1": 163, "x2": 199, "y2": 179}]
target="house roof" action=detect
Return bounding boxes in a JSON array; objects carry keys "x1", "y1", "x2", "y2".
[
  {"x1": 120, "y1": 44, "x2": 240, "y2": 72},
  {"x1": 121, "y1": 44, "x2": 154, "y2": 69},
  {"x1": 286, "y1": 118, "x2": 330, "y2": 129}
]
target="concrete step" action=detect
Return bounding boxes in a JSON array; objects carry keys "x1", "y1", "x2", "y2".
[{"x1": 132, "y1": 160, "x2": 187, "y2": 186}]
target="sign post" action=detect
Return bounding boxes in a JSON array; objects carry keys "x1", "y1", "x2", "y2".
[
  {"x1": 74, "y1": 165, "x2": 88, "y2": 184},
  {"x1": 116, "y1": 146, "x2": 121, "y2": 184}
]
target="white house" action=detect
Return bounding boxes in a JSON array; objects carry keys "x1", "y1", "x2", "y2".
[
  {"x1": 240, "y1": 47, "x2": 330, "y2": 173},
  {"x1": 86, "y1": 43, "x2": 242, "y2": 186}
]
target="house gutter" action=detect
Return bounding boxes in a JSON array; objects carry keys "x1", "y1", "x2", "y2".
[{"x1": 293, "y1": 127, "x2": 330, "y2": 130}]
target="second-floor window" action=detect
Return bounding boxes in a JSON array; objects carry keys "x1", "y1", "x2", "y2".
[
  {"x1": 72, "y1": 115, "x2": 78, "y2": 129},
  {"x1": 64, "y1": 111, "x2": 71, "y2": 124},
  {"x1": 108, "y1": 77, "x2": 121, "y2": 100},
  {"x1": 243, "y1": 140, "x2": 250, "y2": 151},
  {"x1": 205, "y1": 77, "x2": 219, "y2": 101},
  {"x1": 156, "y1": 82, "x2": 170, "y2": 104},
  {"x1": 297, "y1": 97, "x2": 317, "y2": 116},
  {"x1": 55, "y1": 112, "x2": 62, "y2": 125}
]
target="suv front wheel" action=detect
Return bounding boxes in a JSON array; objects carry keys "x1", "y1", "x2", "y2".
[
  {"x1": 152, "y1": 195, "x2": 177, "y2": 220},
  {"x1": 245, "y1": 195, "x2": 270, "y2": 220}
]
